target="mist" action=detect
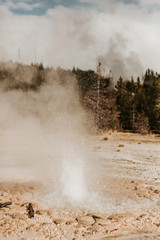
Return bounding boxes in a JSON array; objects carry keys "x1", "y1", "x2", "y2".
[
  {"x1": 0, "y1": 63, "x2": 94, "y2": 206},
  {"x1": 1, "y1": 2, "x2": 160, "y2": 239},
  {"x1": 0, "y1": 1, "x2": 160, "y2": 81},
  {"x1": 0, "y1": 0, "x2": 159, "y2": 206}
]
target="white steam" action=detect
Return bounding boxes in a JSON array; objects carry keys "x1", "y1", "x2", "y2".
[
  {"x1": 0, "y1": 1, "x2": 160, "y2": 80},
  {"x1": 0, "y1": 65, "x2": 91, "y2": 205}
]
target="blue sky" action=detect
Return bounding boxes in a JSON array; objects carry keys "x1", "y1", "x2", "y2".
[
  {"x1": 0, "y1": 0, "x2": 92, "y2": 15},
  {"x1": 0, "y1": 0, "x2": 143, "y2": 16},
  {"x1": 1, "y1": 0, "x2": 160, "y2": 16},
  {"x1": 0, "y1": 0, "x2": 160, "y2": 80},
  {"x1": 12, "y1": 0, "x2": 91, "y2": 15},
  {"x1": 1, "y1": 0, "x2": 160, "y2": 15}
]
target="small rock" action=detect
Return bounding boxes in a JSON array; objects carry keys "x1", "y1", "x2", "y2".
[
  {"x1": 102, "y1": 137, "x2": 108, "y2": 141},
  {"x1": 41, "y1": 222, "x2": 48, "y2": 226},
  {"x1": 66, "y1": 219, "x2": 77, "y2": 225},
  {"x1": 87, "y1": 212, "x2": 108, "y2": 220},
  {"x1": 108, "y1": 213, "x2": 130, "y2": 221},
  {"x1": 46, "y1": 209, "x2": 54, "y2": 216},
  {"x1": 154, "y1": 189, "x2": 159, "y2": 194},
  {"x1": 53, "y1": 218, "x2": 66, "y2": 225},
  {"x1": 90, "y1": 224, "x2": 99, "y2": 233},
  {"x1": 95, "y1": 218, "x2": 108, "y2": 226},
  {"x1": 21, "y1": 203, "x2": 28, "y2": 207},
  {"x1": 76, "y1": 216, "x2": 95, "y2": 226},
  {"x1": 101, "y1": 237, "x2": 111, "y2": 240},
  {"x1": 136, "y1": 214, "x2": 147, "y2": 220},
  {"x1": 35, "y1": 210, "x2": 41, "y2": 215},
  {"x1": 26, "y1": 225, "x2": 33, "y2": 230},
  {"x1": 110, "y1": 228, "x2": 118, "y2": 232},
  {"x1": 118, "y1": 144, "x2": 124, "y2": 147}
]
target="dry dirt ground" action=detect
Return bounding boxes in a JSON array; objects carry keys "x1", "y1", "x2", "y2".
[{"x1": 0, "y1": 132, "x2": 160, "y2": 240}]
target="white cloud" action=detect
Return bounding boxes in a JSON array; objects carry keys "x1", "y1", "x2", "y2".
[
  {"x1": 5, "y1": 0, "x2": 42, "y2": 11},
  {"x1": 139, "y1": 0, "x2": 160, "y2": 5},
  {"x1": 0, "y1": 2, "x2": 160, "y2": 81},
  {"x1": 79, "y1": 0, "x2": 160, "y2": 13}
]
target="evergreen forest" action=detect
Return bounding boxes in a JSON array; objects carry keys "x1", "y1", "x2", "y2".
[{"x1": 0, "y1": 61, "x2": 160, "y2": 134}]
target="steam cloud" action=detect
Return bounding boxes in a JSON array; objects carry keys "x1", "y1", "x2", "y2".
[
  {"x1": 0, "y1": 63, "x2": 91, "y2": 205},
  {"x1": 0, "y1": 1, "x2": 160, "y2": 80},
  {"x1": 0, "y1": 0, "x2": 159, "y2": 209},
  {"x1": 98, "y1": 34, "x2": 143, "y2": 81}
]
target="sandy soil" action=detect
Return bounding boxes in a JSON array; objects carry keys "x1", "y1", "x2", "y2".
[{"x1": 0, "y1": 132, "x2": 160, "y2": 239}]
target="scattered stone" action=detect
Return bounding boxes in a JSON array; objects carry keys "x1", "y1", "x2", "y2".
[
  {"x1": 134, "y1": 186, "x2": 138, "y2": 190},
  {"x1": 10, "y1": 214, "x2": 17, "y2": 219},
  {"x1": 20, "y1": 203, "x2": 28, "y2": 207},
  {"x1": 110, "y1": 228, "x2": 118, "y2": 232},
  {"x1": 103, "y1": 137, "x2": 108, "y2": 141},
  {"x1": 92, "y1": 223, "x2": 100, "y2": 233},
  {"x1": 154, "y1": 189, "x2": 159, "y2": 194},
  {"x1": 26, "y1": 225, "x2": 34, "y2": 230},
  {"x1": 101, "y1": 237, "x2": 112, "y2": 240},
  {"x1": 74, "y1": 229, "x2": 79, "y2": 235},
  {"x1": 66, "y1": 219, "x2": 77, "y2": 225},
  {"x1": 136, "y1": 214, "x2": 147, "y2": 220},
  {"x1": 118, "y1": 144, "x2": 124, "y2": 147},
  {"x1": 108, "y1": 215, "x2": 115, "y2": 220},
  {"x1": 87, "y1": 212, "x2": 108, "y2": 220},
  {"x1": 95, "y1": 218, "x2": 108, "y2": 226},
  {"x1": 35, "y1": 210, "x2": 41, "y2": 215},
  {"x1": 46, "y1": 209, "x2": 54, "y2": 216},
  {"x1": 53, "y1": 218, "x2": 66, "y2": 225},
  {"x1": 108, "y1": 213, "x2": 131, "y2": 221},
  {"x1": 116, "y1": 149, "x2": 120, "y2": 152},
  {"x1": 41, "y1": 222, "x2": 51, "y2": 226},
  {"x1": 76, "y1": 216, "x2": 95, "y2": 226}
]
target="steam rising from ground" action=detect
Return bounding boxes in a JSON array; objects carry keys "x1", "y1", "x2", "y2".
[
  {"x1": 0, "y1": 65, "x2": 92, "y2": 205},
  {"x1": 1, "y1": 0, "x2": 159, "y2": 212}
]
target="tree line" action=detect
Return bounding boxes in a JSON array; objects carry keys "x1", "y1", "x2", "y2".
[
  {"x1": 0, "y1": 61, "x2": 159, "y2": 133},
  {"x1": 73, "y1": 67, "x2": 160, "y2": 133}
]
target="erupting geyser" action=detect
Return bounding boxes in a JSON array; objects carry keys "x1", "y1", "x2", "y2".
[
  {"x1": 61, "y1": 157, "x2": 87, "y2": 202},
  {"x1": 0, "y1": 64, "x2": 91, "y2": 206}
]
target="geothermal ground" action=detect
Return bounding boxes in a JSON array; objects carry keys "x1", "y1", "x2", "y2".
[{"x1": 0, "y1": 132, "x2": 160, "y2": 239}]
